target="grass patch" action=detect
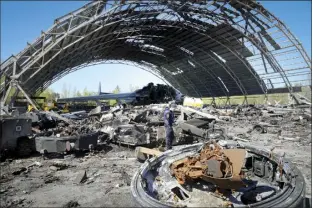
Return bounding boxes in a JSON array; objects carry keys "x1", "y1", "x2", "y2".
[{"x1": 202, "y1": 86, "x2": 311, "y2": 106}]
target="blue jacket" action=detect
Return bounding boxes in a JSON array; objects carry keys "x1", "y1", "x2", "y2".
[{"x1": 164, "y1": 107, "x2": 174, "y2": 127}]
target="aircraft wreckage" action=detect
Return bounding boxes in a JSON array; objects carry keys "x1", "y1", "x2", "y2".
[
  {"x1": 131, "y1": 140, "x2": 306, "y2": 207},
  {"x1": 58, "y1": 83, "x2": 184, "y2": 106}
]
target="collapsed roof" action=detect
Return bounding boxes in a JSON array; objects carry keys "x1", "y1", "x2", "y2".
[{"x1": 0, "y1": 0, "x2": 311, "y2": 103}]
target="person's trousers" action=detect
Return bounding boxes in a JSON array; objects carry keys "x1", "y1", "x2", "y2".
[{"x1": 165, "y1": 126, "x2": 174, "y2": 150}]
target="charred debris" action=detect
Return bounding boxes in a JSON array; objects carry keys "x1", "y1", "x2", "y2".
[
  {"x1": 131, "y1": 140, "x2": 308, "y2": 207},
  {"x1": 0, "y1": 90, "x2": 311, "y2": 207},
  {"x1": 1, "y1": 99, "x2": 310, "y2": 156}
]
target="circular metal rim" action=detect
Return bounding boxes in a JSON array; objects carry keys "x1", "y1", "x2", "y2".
[{"x1": 131, "y1": 142, "x2": 305, "y2": 207}]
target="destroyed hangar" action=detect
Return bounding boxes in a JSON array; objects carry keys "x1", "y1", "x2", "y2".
[{"x1": 0, "y1": 0, "x2": 311, "y2": 207}]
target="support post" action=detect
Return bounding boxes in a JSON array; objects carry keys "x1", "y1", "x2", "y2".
[
  {"x1": 9, "y1": 88, "x2": 20, "y2": 107},
  {"x1": 12, "y1": 59, "x2": 17, "y2": 76},
  {"x1": 211, "y1": 97, "x2": 216, "y2": 107},
  {"x1": 242, "y1": 96, "x2": 248, "y2": 106},
  {"x1": 225, "y1": 96, "x2": 230, "y2": 106},
  {"x1": 264, "y1": 93, "x2": 268, "y2": 105},
  {"x1": 15, "y1": 83, "x2": 38, "y2": 110},
  {"x1": 289, "y1": 93, "x2": 301, "y2": 106}
]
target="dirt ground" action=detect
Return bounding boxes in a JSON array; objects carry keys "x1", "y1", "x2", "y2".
[
  {"x1": 0, "y1": 120, "x2": 311, "y2": 207},
  {"x1": 0, "y1": 145, "x2": 142, "y2": 207}
]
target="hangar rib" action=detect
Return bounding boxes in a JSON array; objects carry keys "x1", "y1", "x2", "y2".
[{"x1": 0, "y1": 0, "x2": 311, "y2": 106}]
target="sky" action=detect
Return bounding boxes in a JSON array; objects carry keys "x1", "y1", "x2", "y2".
[{"x1": 1, "y1": 1, "x2": 312, "y2": 94}]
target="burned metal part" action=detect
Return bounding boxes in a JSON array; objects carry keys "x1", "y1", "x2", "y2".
[
  {"x1": 90, "y1": 103, "x2": 252, "y2": 147},
  {"x1": 35, "y1": 132, "x2": 98, "y2": 153},
  {"x1": 181, "y1": 106, "x2": 220, "y2": 122},
  {"x1": 102, "y1": 104, "x2": 220, "y2": 146},
  {"x1": 6, "y1": 101, "x2": 310, "y2": 160},
  {"x1": 184, "y1": 118, "x2": 211, "y2": 128},
  {"x1": 0, "y1": 116, "x2": 34, "y2": 159},
  {"x1": 253, "y1": 159, "x2": 265, "y2": 177},
  {"x1": 60, "y1": 111, "x2": 88, "y2": 120},
  {"x1": 170, "y1": 142, "x2": 246, "y2": 189},
  {"x1": 177, "y1": 122, "x2": 208, "y2": 139},
  {"x1": 88, "y1": 106, "x2": 102, "y2": 116},
  {"x1": 44, "y1": 111, "x2": 75, "y2": 125},
  {"x1": 113, "y1": 124, "x2": 152, "y2": 146},
  {"x1": 253, "y1": 125, "x2": 265, "y2": 133},
  {"x1": 131, "y1": 141, "x2": 306, "y2": 207}
]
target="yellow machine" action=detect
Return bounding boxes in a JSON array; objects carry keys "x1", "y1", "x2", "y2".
[
  {"x1": 61, "y1": 103, "x2": 69, "y2": 113},
  {"x1": 27, "y1": 103, "x2": 50, "y2": 112},
  {"x1": 183, "y1": 97, "x2": 204, "y2": 108},
  {"x1": 41, "y1": 101, "x2": 58, "y2": 112},
  {"x1": 27, "y1": 104, "x2": 35, "y2": 112},
  {"x1": 27, "y1": 100, "x2": 69, "y2": 113}
]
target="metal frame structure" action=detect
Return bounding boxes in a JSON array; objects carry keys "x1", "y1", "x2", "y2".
[{"x1": 1, "y1": 0, "x2": 311, "y2": 108}]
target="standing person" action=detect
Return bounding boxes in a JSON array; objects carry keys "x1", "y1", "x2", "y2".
[{"x1": 164, "y1": 106, "x2": 174, "y2": 150}]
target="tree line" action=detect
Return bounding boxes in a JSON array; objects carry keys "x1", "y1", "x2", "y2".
[{"x1": 40, "y1": 84, "x2": 139, "y2": 102}]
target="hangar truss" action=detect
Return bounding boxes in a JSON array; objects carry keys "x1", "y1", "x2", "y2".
[{"x1": 0, "y1": 0, "x2": 311, "y2": 108}]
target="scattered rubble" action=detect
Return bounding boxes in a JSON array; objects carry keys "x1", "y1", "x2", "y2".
[
  {"x1": 132, "y1": 140, "x2": 307, "y2": 207},
  {"x1": 74, "y1": 170, "x2": 87, "y2": 184},
  {"x1": 0, "y1": 102, "x2": 311, "y2": 207},
  {"x1": 63, "y1": 200, "x2": 80, "y2": 208},
  {"x1": 120, "y1": 169, "x2": 131, "y2": 186},
  {"x1": 44, "y1": 174, "x2": 60, "y2": 184},
  {"x1": 12, "y1": 167, "x2": 27, "y2": 175}
]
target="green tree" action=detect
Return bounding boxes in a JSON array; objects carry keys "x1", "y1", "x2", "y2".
[
  {"x1": 40, "y1": 88, "x2": 56, "y2": 102},
  {"x1": 76, "y1": 90, "x2": 82, "y2": 97},
  {"x1": 83, "y1": 87, "x2": 90, "y2": 96},
  {"x1": 109, "y1": 85, "x2": 121, "y2": 106},
  {"x1": 82, "y1": 87, "x2": 97, "y2": 96},
  {"x1": 112, "y1": 85, "x2": 121, "y2": 94}
]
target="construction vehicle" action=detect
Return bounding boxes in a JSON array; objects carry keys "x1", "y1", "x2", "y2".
[
  {"x1": 27, "y1": 101, "x2": 69, "y2": 113},
  {"x1": 59, "y1": 103, "x2": 69, "y2": 113},
  {"x1": 27, "y1": 104, "x2": 35, "y2": 112},
  {"x1": 41, "y1": 101, "x2": 59, "y2": 112}
]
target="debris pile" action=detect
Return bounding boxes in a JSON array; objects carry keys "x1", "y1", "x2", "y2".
[
  {"x1": 170, "y1": 142, "x2": 246, "y2": 189},
  {"x1": 0, "y1": 101, "x2": 311, "y2": 207},
  {"x1": 27, "y1": 102, "x2": 312, "y2": 154},
  {"x1": 132, "y1": 140, "x2": 307, "y2": 207}
]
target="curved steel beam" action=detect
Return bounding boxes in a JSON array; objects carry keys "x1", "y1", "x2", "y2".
[
  {"x1": 25, "y1": 28, "x2": 249, "y2": 96},
  {"x1": 1, "y1": 0, "x2": 311, "y2": 103}
]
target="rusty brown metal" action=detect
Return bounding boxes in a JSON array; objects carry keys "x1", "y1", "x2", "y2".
[{"x1": 170, "y1": 143, "x2": 247, "y2": 189}]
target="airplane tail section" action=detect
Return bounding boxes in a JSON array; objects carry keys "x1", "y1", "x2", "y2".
[{"x1": 98, "y1": 82, "x2": 101, "y2": 95}]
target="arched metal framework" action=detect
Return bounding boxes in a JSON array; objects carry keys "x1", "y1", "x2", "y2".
[{"x1": 1, "y1": 0, "x2": 311, "y2": 107}]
